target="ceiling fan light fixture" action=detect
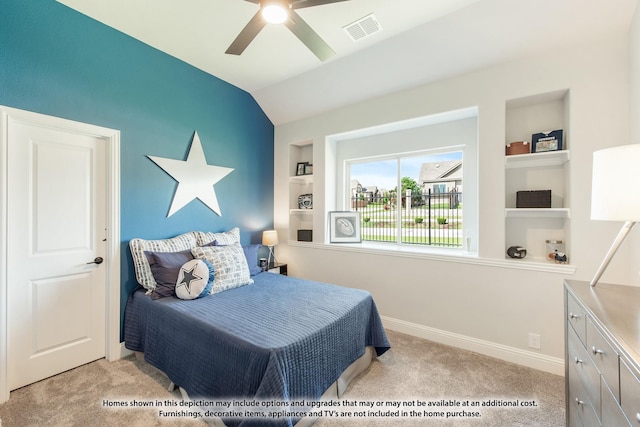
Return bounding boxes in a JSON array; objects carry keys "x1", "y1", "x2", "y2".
[{"x1": 261, "y1": 2, "x2": 290, "y2": 25}]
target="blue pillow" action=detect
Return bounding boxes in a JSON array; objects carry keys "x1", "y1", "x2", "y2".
[
  {"x1": 145, "y1": 249, "x2": 194, "y2": 298},
  {"x1": 175, "y1": 259, "x2": 215, "y2": 300},
  {"x1": 243, "y1": 244, "x2": 263, "y2": 276}
]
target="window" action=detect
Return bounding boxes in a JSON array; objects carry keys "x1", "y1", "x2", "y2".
[
  {"x1": 348, "y1": 151, "x2": 463, "y2": 248},
  {"x1": 433, "y1": 184, "x2": 446, "y2": 194},
  {"x1": 327, "y1": 107, "x2": 478, "y2": 254}
]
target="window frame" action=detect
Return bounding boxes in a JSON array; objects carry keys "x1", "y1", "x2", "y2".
[{"x1": 326, "y1": 107, "x2": 478, "y2": 255}]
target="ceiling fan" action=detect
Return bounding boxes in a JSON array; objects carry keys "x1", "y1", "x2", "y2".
[{"x1": 226, "y1": 0, "x2": 350, "y2": 61}]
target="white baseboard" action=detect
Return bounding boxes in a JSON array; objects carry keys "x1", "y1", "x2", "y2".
[{"x1": 381, "y1": 316, "x2": 564, "y2": 376}]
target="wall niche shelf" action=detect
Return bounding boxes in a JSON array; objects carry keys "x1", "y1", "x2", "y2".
[
  {"x1": 289, "y1": 174, "x2": 313, "y2": 184},
  {"x1": 504, "y1": 89, "x2": 571, "y2": 262},
  {"x1": 290, "y1": 209, "x2": 313, "y2": 214},
  {"x1": 505, "y1": 150, "x2": 570, "y2": 169},
  {"x1": 505, "y1": 208, "x2": 570, "y2": 219},
  {"x1": 288, "y1": 140, "x2": 314, "y2": 242}
]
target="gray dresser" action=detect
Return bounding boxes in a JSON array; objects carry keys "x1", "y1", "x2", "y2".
[{"x1": 565, "y1": 280, "x2": 640, "y2": 426}]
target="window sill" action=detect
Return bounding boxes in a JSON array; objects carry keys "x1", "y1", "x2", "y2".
[{"x1": 287, "y1": 240, "x2": 576, "y2": 274}]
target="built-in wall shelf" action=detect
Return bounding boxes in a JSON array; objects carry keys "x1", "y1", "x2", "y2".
[
  {"x1": 504, "y1": 90, "x2": 571, "y2": 261},
  {"x1": 504, "y1": 208, "x2": 570, "y2": 218},
  {"x1": 503, "y1": 256, "x2": 573, "y2": 271},
  {"x1": 505, "y1": 150, "x2": 570, "y2": 169},
  {"x1": 289, "y1": 174, "x2": 313, "y2": 184},
  {"x1": 288, "y1": 140, "x2": 314, "y2": 242}
]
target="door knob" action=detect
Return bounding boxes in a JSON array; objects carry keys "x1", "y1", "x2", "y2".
[{"x1": 87, "y1": 257, "x2": 104, "y2": 265}]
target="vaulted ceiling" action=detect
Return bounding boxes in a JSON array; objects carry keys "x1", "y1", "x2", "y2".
[{"x1": 57, "y1": 0, "x2": 637, "y2": 124}]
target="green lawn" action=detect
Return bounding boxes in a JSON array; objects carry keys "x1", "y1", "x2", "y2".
[{"x1": 355, "y1": 201, "x2": 463, "y2": 247}]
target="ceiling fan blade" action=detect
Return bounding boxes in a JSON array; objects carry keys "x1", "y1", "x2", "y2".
[
  {"x1": 225, "y1": 10, "x2": 266, "y2": 55},
  {"x1": 285, "y1": 10, "x2": 335, "y2": 61},
  {"x1": 293, "y1": 0, "x2": 350, "y2": 9}
]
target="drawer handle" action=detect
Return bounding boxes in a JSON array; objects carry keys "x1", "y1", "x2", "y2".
[
  {"x1": 636, "y1": 412, "x2": 640, "y2": 423},
  {"x1": 591, "y1": 346, "x2": 604, "y2": 356},
  {"x1": 574, "y1": 356, "x2": 583, "y2": 365},
  {"x1": 569, "y1": 312, "x2": 581, "y2": 320},
  {"x1": 575, "y1": 398, "x2": 585, "y2": 406}
]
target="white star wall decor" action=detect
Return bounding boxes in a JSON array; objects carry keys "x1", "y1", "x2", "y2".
[{"x1": 148, "y1": 131, "x2": 234, "y2": 217}]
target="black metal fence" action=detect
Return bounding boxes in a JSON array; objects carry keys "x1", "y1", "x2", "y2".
[{"x1": 351, "y1": 189, "x2": 462, "y2": 247}]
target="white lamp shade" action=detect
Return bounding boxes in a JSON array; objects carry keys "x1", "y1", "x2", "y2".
[
  {"x1": 262, "y1": 230, "x2": 279, "y2": 246},
  {"x1": 591, "y1": 144, "x2": 640, "y2": 222}
]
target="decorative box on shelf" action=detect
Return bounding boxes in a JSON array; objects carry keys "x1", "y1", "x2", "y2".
[
  {"x1": 506, "y1": 141, "x2": 531, "y2": 155},
  {"x1": 297, "y1": 229, "x2": 312, "y2": 242},
  {"x1": 516, "y1": 190, "x2": 551, "y2": 208}
]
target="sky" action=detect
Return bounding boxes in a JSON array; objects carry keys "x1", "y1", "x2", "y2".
[{"x1": 350, "y1": 151, "x2": 462, "y2": 191}]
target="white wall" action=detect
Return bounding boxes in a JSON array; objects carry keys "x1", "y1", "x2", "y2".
[
  {"x1": 629, "y1": 1, "x2": 640, "y2": 283},
  {"x1": 273, "y1": 34, "x2": 630, "y2": 373},
  {"x1": 631, "y1": 2, "x2": 640, "y2": 145}
]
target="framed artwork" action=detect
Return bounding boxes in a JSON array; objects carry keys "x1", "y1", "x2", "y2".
[
  {"x1": 296, "y1": 162, "x2": 307, "y2": 176},
  {"x1": 329, "y1": 211, "x2": 361, "y2": 243},
  {"x1": 304, "y1": 163, "x2": 313, "y2": 175}
]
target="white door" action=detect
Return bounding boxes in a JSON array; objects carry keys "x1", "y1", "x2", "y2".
[{"x1": 7, "y1": 117, "x2": 107, "y2": 390}]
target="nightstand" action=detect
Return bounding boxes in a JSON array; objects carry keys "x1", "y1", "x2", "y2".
[{"x1": 266, "y1": 263, "x2": 287, "y2": 275}]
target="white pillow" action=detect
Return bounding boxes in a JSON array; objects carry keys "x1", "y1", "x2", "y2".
[
  {"x1": 175, "y1": 259, "x2": 214, "y2": 300},
  {"x1": 194, "y1": 227, "x2": 240, "y2": 246},
  {"x1": 191, "y1": 244, "x2": 253, "y2": 294}
]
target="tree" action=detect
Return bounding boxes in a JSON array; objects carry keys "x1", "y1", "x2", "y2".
[
  {"x1": 400, "y1": 177, "x2": 422, "y2": 195},
  {"x1": 395, "y1": 177, "x2": 423, "y2": 207}
]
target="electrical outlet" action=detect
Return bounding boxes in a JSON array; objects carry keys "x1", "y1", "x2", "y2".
[{"x1": 528, "y1": 333, "x2": 541, "y2": 349}]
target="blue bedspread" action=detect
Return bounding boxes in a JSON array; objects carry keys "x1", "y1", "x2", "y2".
[{"x1": 124, "y1": 272, "x2": 390, "y2": 426}]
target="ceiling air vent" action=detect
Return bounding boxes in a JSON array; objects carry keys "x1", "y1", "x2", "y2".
[{"x1": 343, "y1": 13, "x2": 382, "y2": 42}]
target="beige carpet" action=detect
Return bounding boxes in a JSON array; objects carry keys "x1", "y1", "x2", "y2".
[{"x1": 0, "y1": 330, "x2": 565, "y2": 426}]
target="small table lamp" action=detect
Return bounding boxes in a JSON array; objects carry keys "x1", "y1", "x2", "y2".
[
  {"x1": 590, "y1": 144, "x2": 640, "y2": 287},
  {"x1": 262, "y1": 230, "x2": 279, "y2": 267}
]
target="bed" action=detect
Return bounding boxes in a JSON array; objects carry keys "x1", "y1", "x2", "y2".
[{"x1": 123, "y1": 229, "x2": 390, "y2": 427}]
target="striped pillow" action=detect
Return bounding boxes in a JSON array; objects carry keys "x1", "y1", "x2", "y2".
[
  {"x1": 129, "y1": 232, "x2": 198, "y2": 291},
  {"x1": 194, "y1": 227, "x2": 240, "y2": 247},
  {"x1": 191, "y1": 244, "x2": 253, "y2": 294}
]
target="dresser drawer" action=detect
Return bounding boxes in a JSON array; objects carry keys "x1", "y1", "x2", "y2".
[
  {"x1": 567, "y1": 291, "x2": 587, "y2": 344},
  {"x1": 568, "y1": 361, "x2": 600, "y2": 427},
  {"x1": 587, "y1": 317, "x2": 620, "y2": 402},
  {"x1": 568, "y1": 325, "x2": 601, "y2": 418},
  {"x1": 603, "y1": 378, "x2": 632, "y2": 427},
  {"x1": 621, "y1": 358, "x2": 640, "y2": 425}
]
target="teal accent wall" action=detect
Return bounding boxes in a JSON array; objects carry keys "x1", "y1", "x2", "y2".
[{"x1": 1, "y1": 0, "x2": 274, "y2": 338}]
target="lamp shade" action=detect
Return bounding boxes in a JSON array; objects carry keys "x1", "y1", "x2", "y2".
[
  {"x1": 591, "y1": 144, "x2": 640, "y2": 222},
  {"x1": 262, "y1": 230, "x2": 279, "y2": 246}
]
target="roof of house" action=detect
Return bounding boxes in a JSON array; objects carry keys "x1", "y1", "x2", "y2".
[{"x1": 419, "y1": 160, "x2": 463, "y2": 183}]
